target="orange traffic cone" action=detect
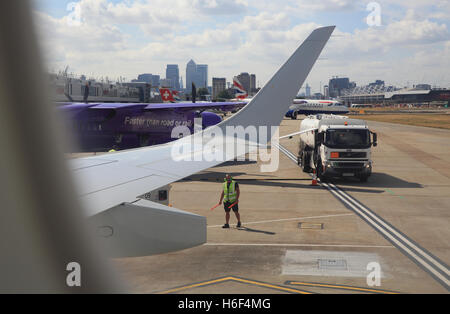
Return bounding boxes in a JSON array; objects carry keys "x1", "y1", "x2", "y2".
[{"x1": 312, "y1": 169, "x2": 318, "y2": 186}]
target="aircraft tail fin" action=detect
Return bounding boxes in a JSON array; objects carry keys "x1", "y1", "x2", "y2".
[
  {"x1": 160, "y1": 88, "x2": 175, "y2": 103},
  {"x1": 233, "y1": 76, "x2": 248, "y2": 100}
]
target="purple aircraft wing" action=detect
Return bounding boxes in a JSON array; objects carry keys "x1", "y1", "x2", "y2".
[
  {"x1": 144, "y1": 102, "x2": 247, "y2": 111},
  {"x1": 89, "y1": 103, "x2": 148, "y2": 110}
]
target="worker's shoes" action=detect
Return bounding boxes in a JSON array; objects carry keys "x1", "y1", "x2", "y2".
[
  {"x1": 237, "y1": 222, "x2": 242, "y2": 228},
  {"x1": 222, "y1": 224, "x2": 230, "y2": 229}
]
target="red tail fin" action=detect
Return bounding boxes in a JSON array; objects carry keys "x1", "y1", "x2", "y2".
[{"x1": 160, "y1": 88, "x2": 175, "y2": 102}]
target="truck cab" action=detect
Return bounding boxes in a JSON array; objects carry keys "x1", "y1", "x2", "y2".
[{"x1": 299, "y1": 115, "x2": 377, "y2": 182}]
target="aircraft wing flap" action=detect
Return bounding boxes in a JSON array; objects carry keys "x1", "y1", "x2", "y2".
[
  {"x1": 70, "y1": 158, "x2": 118, "y2": 171},
  {"x1": 90, "y1": 199, "x2": 207, "y2": 257}
]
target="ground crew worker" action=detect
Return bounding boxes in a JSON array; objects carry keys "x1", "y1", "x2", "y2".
[
  {"x1": 219, "y1": 174, "x2": 242, "y2": 229},
  {"x1": 109, "y1": 145, "x2": 119, "y2": 153}
]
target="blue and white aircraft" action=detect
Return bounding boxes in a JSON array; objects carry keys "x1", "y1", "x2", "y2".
[{"x1": 286, "y1": 99, "x2": 349, "y2": 119}]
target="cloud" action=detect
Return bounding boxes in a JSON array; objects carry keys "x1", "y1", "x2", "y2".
[
  {"x1": 34, "y1": 0, "x2": 450, "y2": 90},
  {"x1": 192, "y1": 0, "x2": 248, "y2": 15}
]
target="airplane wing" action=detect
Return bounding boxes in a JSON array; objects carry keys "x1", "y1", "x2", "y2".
[
  {"x1": 71, "y1": 26, "x2": 335, "y2": 257},
  {"x1": 58, "y1": 102, "x2": 246, "y2": 117},
  {"x1": 144, "y1": 101, "x2": 247, "y2": 111}
]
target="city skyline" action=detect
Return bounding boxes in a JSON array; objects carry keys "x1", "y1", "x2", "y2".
[{"x1": 35, "y1": 0, "x2": 450, "y2": 94}]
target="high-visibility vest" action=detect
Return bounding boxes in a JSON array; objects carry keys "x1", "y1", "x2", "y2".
[{"x1": 223, "y1": 181, "x2": 237, "y2": 203}]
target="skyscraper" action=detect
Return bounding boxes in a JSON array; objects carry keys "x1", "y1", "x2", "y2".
[
  {"x1": 186, "y1": 60, "x2": 209, "y2": 93},
  {"x1": 166, "y1": 64, "x2": 180, "y2": 90},
  {"x1": 186, "y1": 59, "x2": 197, "y2": 94},
  {"x1": 305, "y1": 83, "x2": 311, "y2": 97},
  {"x1": 197, "y1": 64, "x2": 208, "y2": 89}
]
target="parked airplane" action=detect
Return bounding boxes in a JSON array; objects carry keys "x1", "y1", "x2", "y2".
[
  {"x1": 59, "y1": 100, "x2": 247, "y2": 152},
  {"x1": 286, "y1": 99, "x2": 349, "y2": 119}
]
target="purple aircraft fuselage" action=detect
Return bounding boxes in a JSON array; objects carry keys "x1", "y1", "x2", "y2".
[{"x1": 58, "y1": 102, "x2": 245, "y2": 152}]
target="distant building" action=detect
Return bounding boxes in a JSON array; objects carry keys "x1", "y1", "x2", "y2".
[
  {"x1": 305, "y1": 83, "x2": 311, "y2": 97},
  {"x1": 313, "y1": 93, "x2": 323, "y2": 99},
  {"x1": 414, "y1": 84, "x2": 432, "y2": 90},
  {"x1": 186, "y1": 60, "x2": 197, "y2": 94},
  {"x1": 160, "y1": 78, "x2": 172, "y2": 88},
  {"x1": 197, "y1": 64, "x2": 208, "y2": 89},
  {"x1": 236, "y1": 72, "x2": 251, "y2": 94},
  {"x1": 166, "y1": 64, "x2": 180, "y2": 90},
  {"x1": 328, "y1": 77, "x2": 350, "y2": 98},
  {"x1": 369, "y1": 80, "x2": 384, "y2": 87},
  {"x1": 250, "y1": 74, "x2": 257, "y2": 96},
  {"x1": 324, "y1": 85, "x2": 329, "y2": 98},
  {"x1": 137, "y1": 74, "x2": 152, "y2": 83},
  {"x1": 339, "y1": 87, "x2": 450, "y2": 106},
  {"x1": 212, "y1": 77, "x2": 226, "y2": 99},
  {"x1": 137, "y1": 73, "x2": 160, "y2": 87},
  {"x1": 186, "y1": 60, "x2": 208, "y2": 93}
]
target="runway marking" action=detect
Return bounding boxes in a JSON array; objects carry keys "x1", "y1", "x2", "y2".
[
  {"x1": 208, "y1": 213, "x2": 354, "y2": 228},
  {"x1": 205, "y1": 243, "x2": 395, "y2": 249},
  {"x1": 276, "y1": 143, "x2": 450, "y2": 291},
  {"x1": 157, "y1": 276, "x2": 313, "y2": 294},
  {"x1": 285, "y1": 281, "x2": 399, "y2": 294}
]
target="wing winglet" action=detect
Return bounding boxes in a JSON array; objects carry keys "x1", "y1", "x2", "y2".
[{"x1": 217, "y1": 26, "x2": 335, "y2": 142}]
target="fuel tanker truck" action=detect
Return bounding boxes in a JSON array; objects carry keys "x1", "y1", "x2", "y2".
[{"x1": 297, "y1": 114, "x2": 377, "y2": 182}]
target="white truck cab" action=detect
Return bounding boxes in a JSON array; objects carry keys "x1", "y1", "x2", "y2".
[{"x1": 298, "y1": 115, "x2": 377, "y2": 182}]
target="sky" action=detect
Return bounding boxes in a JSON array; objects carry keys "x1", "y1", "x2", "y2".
[{"x1": 32, "y1": 0, "x2": 450, "y2": 93}]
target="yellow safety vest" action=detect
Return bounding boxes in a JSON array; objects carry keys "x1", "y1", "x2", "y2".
[{"x1": 223, "y1": 181, "x2": 237, "y2": 203}]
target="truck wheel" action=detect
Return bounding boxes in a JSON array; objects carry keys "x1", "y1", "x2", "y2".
[
  {"x1": 291, "y1": 111, "x2": 298, "y2": 120},
  {"x1": 302, "y1": 151, "x2": 311, "y2": 173}
]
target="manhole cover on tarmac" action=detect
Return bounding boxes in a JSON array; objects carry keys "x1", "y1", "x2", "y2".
[
  {"x1": 298, "y1": 222, "x2": 324, "y2": 230},
  {"x1": 318, "y1": 259, "x2": 348, "y2": 271}
]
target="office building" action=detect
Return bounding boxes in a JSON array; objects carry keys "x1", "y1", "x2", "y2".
[
  {"x1": 212, "y1": 77, "x2": 226, "y2": 99},
  {"x1": 305, "y1": 83, "x2": 311, "y2": 98},
  {"x1": 186, "y1": 60, "x2": 197, "y2": 93},
  {"x1": 328, "y1": 77, "x2": 350, "y2": 98},
  {"x1": 186, "y1": 60, "x2": 209, "y2": 93},
  {"x1": 166, "y1": 64, "x2": 180, "y2": 90},
  {"x1": 136, "y1": 73, "x2": 160, "y2": 87}
]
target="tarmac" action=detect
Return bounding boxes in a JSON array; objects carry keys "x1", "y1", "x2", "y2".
[{"x1": 112, "y1": 117, "x2": 450, "y2": 294}]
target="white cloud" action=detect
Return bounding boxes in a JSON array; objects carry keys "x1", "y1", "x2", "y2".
[{"x1": 34, "y1": 0, "x2": 450, "y2": 90}]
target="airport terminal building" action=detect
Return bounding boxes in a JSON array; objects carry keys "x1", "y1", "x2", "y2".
[{"x1": 339, "y1": 87, "x2": 450, "y2": 107}]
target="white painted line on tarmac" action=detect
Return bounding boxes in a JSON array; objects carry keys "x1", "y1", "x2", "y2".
[
  {"x1": 207, "y1": 213, "x2": 354, "y2": 228},
  {"x1": 205, "y1": 243, "x2": 395, "y2": 249},
  {"x1": 327, "y1": 182, "x2": 450, "y2": 277},
  {"x1": 324, "y1": 182, "x2": 450, "y2": 288},
  {"x1": 276, "y1": 143, "x2": 450, "y2": 290}
]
